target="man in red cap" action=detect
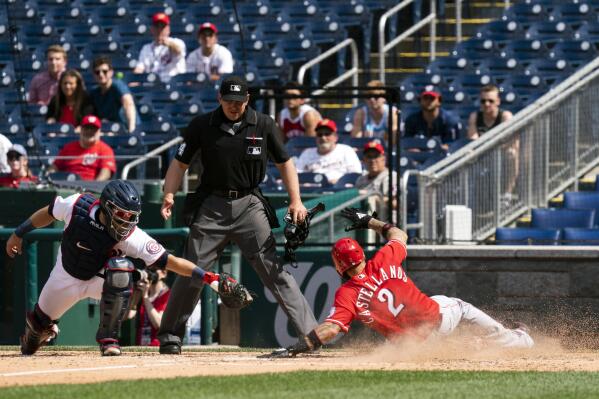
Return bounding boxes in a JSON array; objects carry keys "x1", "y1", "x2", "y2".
[
  {"x1": 355, "y1": 140, "x2": 397, "y2": 223},
  {"x1": 134, "y1": 12, "x2": 186, "y2": 82},
  {"x1": 186, "y1": 22, "x2": 234, "y2": 81},
  {"x1": 49, "y1": 115, "x2": 116, "y2": 181},
  {"x1": 263, "y1": 208, "x2": 534, "y2": 358},
  {"x1": 403, "y1": 89, "x2": 462, "y2": 150},
  {"x1": 295, "y1": 119, "x2": 362, "y2": 184}
]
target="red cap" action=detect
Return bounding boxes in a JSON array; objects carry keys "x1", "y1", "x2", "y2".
[
  {"x1": 363, "y1": 140, "x2": 384, "y2": 155},
  {"x1": 81, "y1": 115, "x2": 101, "y2": 129},
  {"x1": 152, "y1": 12, "x2": 170, "y2": 25},
  {"x1": 316, "y1": 118, "x2": 337, "y2": 133},
  {"x1": 420, "y1": 90, "x2": 441, "y2": 99},
  {"x1": 199, "y1": 22, "x2": 217, "y2": 34}
]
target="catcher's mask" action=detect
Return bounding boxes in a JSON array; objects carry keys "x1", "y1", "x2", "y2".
[
  {"x1": 332, "y1": 237, "x2": 365, "y2": 277},
  {"x1": 100, "y1": 180, "x2": 142, "y2": 241}
]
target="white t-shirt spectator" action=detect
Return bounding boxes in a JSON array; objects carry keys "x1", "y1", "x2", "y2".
[
  {"x1": 186, "y1": 44, "x2": 234, "y2": 75},
  {"x1": 295, "y1": 144, "x2": 362, "y2": 184},
  {"x1": 136, "y1": 39, "x2": 187, "y2": 82},
  {"x1": 0, "y1": 133, "x2": 13, "y2": 173}
]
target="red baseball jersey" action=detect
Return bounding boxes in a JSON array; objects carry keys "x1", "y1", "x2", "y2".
[
  {"x1": 54, "y1": 140, "x2": 116, "y2": 181},
  {"x1": 136, "y1": 288, "x2": 171, "y2": 346},
  {"x1": 325, "y1": 240, "x2": 440, "y2": 339}
]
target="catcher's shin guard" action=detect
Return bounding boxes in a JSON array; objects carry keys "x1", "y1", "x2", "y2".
[
  {"x1": 95, "y1": 258, "x2": 134, "y2": 353},
  {"x1": 20, "y1": 304, "x2": 59, "y2": 355}
]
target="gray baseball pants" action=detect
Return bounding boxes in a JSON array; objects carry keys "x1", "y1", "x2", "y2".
[{"x1": 158, "y1": 194, "x2": 318, "y2": 346}]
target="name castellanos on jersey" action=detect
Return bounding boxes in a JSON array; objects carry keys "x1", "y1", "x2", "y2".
[{"x1": 355, "y1": 264, "x2": 408, "y2": 324}]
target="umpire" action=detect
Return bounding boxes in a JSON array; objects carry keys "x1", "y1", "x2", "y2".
[{"x1": 158, "y1": 76, "x2": 318, "y2": 354}]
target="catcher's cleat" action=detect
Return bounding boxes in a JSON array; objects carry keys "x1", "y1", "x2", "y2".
[
  {"x1": 20, "y1": 312, "x2": 58, "y2": 356},
  {"x1": 99, "y1": 338, "x2": 122, "y2": 356},
  {"x1": 159, "y1": 343, "x2": 181, "y2": 355}
]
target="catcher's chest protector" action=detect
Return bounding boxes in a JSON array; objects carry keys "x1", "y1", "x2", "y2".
[{"x1": 62, "y1": 194, "x2": 118, "y2": 280}]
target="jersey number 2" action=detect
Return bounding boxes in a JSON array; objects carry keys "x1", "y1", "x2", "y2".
[{"x1": 377, "y1": 288, "x2": 404, "y2": 317}]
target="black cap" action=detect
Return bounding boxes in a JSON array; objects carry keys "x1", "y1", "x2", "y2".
[{"x1": 220, "y1": 75, "x2": 248, "y2": 102}]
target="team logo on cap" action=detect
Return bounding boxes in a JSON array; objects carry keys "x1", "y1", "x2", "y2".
[
  {"x1": 88, "y1": 116, "x2": 97, "y2": 123},
  {"x1": 230, "y1": 84, "x2": 241, "y2": 92}
]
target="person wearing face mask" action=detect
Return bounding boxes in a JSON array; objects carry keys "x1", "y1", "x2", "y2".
[
  {"x1": 157, "y1": 75, "x2": 318, "y2": 355},
  {"x1": 134, "y1": 12, "x2": 186, "y2": 83},
  {"x1": 295, "y1": 119, "x2": 362, "y2": 185},
  {"x1": 0, "y1": 145, "x2": 38, "y2": 188},
  {"x1": 185, "y1": 22, "x2": 234, "y2": 81},
  {"x1": 46, "y1": 69, "x2": 95, "y2": 130},
  {"x1": 28, "y1": 45, "x2": 67, "y2": 106},
  {"x1": 48, "y1": 115, "x2": 116, "y2": 181},
  {"x1": 351, "y1": 80, "x2": 398, "y2": 141}
]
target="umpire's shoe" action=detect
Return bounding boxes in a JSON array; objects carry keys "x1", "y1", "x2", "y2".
[
  {"x1": 159, "y1": 343, "x2": 181, "y2": 355},
  {"x1": 99, "y1": 338, "x2": 122, "y2": 356}
]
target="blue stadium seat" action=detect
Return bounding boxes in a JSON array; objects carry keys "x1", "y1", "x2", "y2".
[
  {"x1": 332, "y1": 172, "x2": 362, "y2": 190},
  {"x1": 452, "y1": 38, "x2": 499, "y2": 59},
  {"x1": 500, "y1": 74, "x2": 548, "y2": 96},
  {"x1": 501, "y1": 39, "x2": 550, "y2": 61},
  {"x1": 476, "y1": 56, "x2": 524, "y2": 79},
  {"x1": 562, "y1": 228, "x2": 599, "y2": 246},
  {"x1": 531, "y1": 208, "x2": 595, "y2": 229},
  {"x1": 502, "y1": 2, "x2": 548, "y2": 24},
  {"x1": 476, "y1": 20, "x2": 523, "y2": 42},
  {"x1": 401, "y1": 136, "x2": 444, "y2": 153},
  {"x1": 549, "y1": 3, "x2": 594, "y2": 23},
  {"x1": 525, "y1": 21, "x2": 575, "y2": 43},
  {"x1": 495, "y1": 227, "x2": 561, "y2": 245},
  {"x1": 549, "y1": 40, "x2": 598, "y2": 68},
  {"x1": 525, "y1": 59, "x2": 574, "y2": 84},
  {"x1": 425, "y1": 56, "x2": 473, "y2": 75},
  {"x1": 563, "y1": 191, "x2": 599, "y2": 226},
  {"x1": 448, "y1": 74, "x2": 494, "y2": 96},
  {"x1": 286, "y1": 136, "x2": 316, "y2": 153},
  {"x1": 574, "y1": 21, "x2": 599, "y2": 42},
  {"x1": 297, "y1": 172, "x2": 331, "y2": 192}
]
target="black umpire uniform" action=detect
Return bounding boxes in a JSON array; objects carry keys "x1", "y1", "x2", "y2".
[{"x1": 158, "y1": 76, "x2": 318, "y2": 353}]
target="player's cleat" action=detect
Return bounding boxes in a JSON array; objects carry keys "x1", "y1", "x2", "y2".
[
  {"x1": 20, "y1": 312, "x2": 58, "y2": 356},
  {"x1": 159, "y1": 343, "x2": 181, "y2": 355},
  {"x1": 99, "y1": 338, "x2": 122, "y2": 356},
  {"x1": 513, "y1": 322, "x2": 531, "y2": 335}
]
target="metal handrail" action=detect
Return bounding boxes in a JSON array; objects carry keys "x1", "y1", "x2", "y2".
[
  {"x1": 379, "y1": 0, "x2": 436, "y2": 83},
  {"x1": 309, "y1": 192, "x2": 370, "y2": 242},
  {"x1": 121, "y1": 136, "x2": 182, "y2": 180},
  {"x1": 297, "y1": 38, "x2": 360, "y2": 107}
]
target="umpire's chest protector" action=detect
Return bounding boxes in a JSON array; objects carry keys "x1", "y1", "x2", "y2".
[{"x1": 61, "y1": 194, "x2": 118, "y2": 280}]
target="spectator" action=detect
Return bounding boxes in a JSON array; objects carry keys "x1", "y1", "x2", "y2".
[
  {"x1": 403, "y1": 90, "x2": 462, "y2": 150},
  {"x1": 28, "y1": 44, "x2": 67, "y2": 106},
  {"x1": 0, "y1": 145, "x2": 38, "y2": 188},
  {"x1": 295, "y1": 119, "x2": 362, "y2": 184},
  {"x1": 134, "y1": 12, "x2": 186, "y2": 82},
  {"x1": 467, "y1": 84, "x2": 513, "y2": 140},
  {"x1": 46, "y1": 69, "x2": 95, "y2": 130},
  {"x1": 0, "y1": 133, "x2": 12, "y2": 173},
  {"x1": 355, "y1": 141, "x2": 397, "y2": 223},
  {"x1": 186, "y1": 22, "x2": 234, "y2": 81},
  {"x1": 351, "y1": 80, "x2": 398, "y2": 141},
  {"x1": 49, "y1": 115, "x2": 116, "y2": 181},
  {"x1": 127, "y1": 269, "x2": 170, "y2": 346},
  {"x1": 90, "y1": 56, "x2": 138, "y2": 133},
  {"x1": 277, "y1": 82, "x2": 322, "y2": 143}
]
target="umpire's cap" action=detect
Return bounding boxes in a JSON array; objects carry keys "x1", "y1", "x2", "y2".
[{"x1": 220, "y1": 76, "x2": 248, "y2": 102}]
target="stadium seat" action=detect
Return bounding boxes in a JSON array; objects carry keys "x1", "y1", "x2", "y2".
[
  {"x1": 476, "y1": 56, "x2": 524, "y2": 79},
  {"x1": 495, "y1": 227, "x2": 561, "y2": 245},
  {"x1": 563, "y1": 191, "x2": 599, "y2": 226},
  {"x1": 525, "y1": 21, "x2": 575, "y2": 43},
  {"x1": 451, "y1": 38, "x2": 499, "y2": 59},
  {"x1": 562, "y1": 228, "x2": 599, "y2": 246},
  {"x1": 574, "y1": 21, "x2": 599, "y2": 42},
  {"x1": 549, "y1": 40, "x2": 598, "y2": 68},
  {"x1": 525, "y1": 59, "x2": 574, "y2": 84},
  {"x1": 401, "y1": 136, "x2": 444, "y2": 153},
  {"x1": 424, "y1": 56, "x2": 473, "y2": 75},
  {"x1": 297, "y1": 172, "x2": 332, "y2": 192},
  {"x1": 476, "y1": 20, "x2": 523, "y2": 42},
  {"x1": 501, "y1": 39, "x2": 550, "y2": 61},
  {"x1": 549, "y1": 3, "x2": 594, "y2": 23},
  {"x1": 531, "y1": 208, "x2": 595, "y2": 229},
  {"x1": 332, "y1": 172, "x2": 362, "y2": 190},
  {"x1": 448, "y1": 74, "x2": 494, "y2": 96},
  {"x1": 502, "y1": 2, "x2": 548, "y2": 24},
  {"x1": 500, "y1": 74, "x2": 548, "y2": 96}
]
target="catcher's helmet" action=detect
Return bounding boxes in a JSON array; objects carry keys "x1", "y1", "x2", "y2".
[
  {"x1": 100, "y1": 180, "x2": 141, "y2": 241},
  {"x1": 331, "y1": 237, "x2": 365, "y2": 277}
]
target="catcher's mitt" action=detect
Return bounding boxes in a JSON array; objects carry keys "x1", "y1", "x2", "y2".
[{"x1": 218, "y1": 272, "x2": 254, "y2": 309}]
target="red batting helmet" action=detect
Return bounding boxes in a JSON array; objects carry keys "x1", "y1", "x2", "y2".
[{"x1": 331, "y1": 237, "x2": 365, "y2": 277}]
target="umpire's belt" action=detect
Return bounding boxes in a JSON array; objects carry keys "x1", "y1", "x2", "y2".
[{"x1": 206, "y1": 187, "x2": 255, "y2": 199}]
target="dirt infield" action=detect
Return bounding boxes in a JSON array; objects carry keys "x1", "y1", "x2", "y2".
[{"x1": 2, "y1": 335, "x2": 599, "y2": 388}]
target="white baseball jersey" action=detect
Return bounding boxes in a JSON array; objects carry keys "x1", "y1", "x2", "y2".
[
  {"x1": 186, "y1": 44, "x2": 234, "y2": 75},
  {"x1": 38, "y1": 194, "x2": 166, "y2": 320},
  {"x1": 295, "y1": 143, "x2": 362, "y2": 184},
  {"x1": 136, "y1": 38, "x2": 187, "y2": 82}
]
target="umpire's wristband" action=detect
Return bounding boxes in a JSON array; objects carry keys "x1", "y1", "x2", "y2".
[{"x1": 15, "y1": 219, "x2": 35, "y2": 238}]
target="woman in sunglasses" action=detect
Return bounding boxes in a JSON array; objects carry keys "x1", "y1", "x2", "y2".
[
  {"x1": 46, "y1": 69, "x2": 95, "y2": 131},
  {"x1": 0, "y1": 144, "x2": 38, "y2": 188},
  {"x1": 351, "y1": 80, "x2": 398, "y2": 141},
  {"x1": 467, "y1": 84, "x2": 512, "y2": 140}
]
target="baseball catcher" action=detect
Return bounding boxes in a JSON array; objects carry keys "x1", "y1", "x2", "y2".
[
  {"x1": 260, "y1": 207, "x2": 534, "y2": 358},
  {"x1": 283, "y1": 202, "x2": 325, "y2": 264},
  {"x1": 5, "y1": 179, "x2": 252, "y2": 356}
]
